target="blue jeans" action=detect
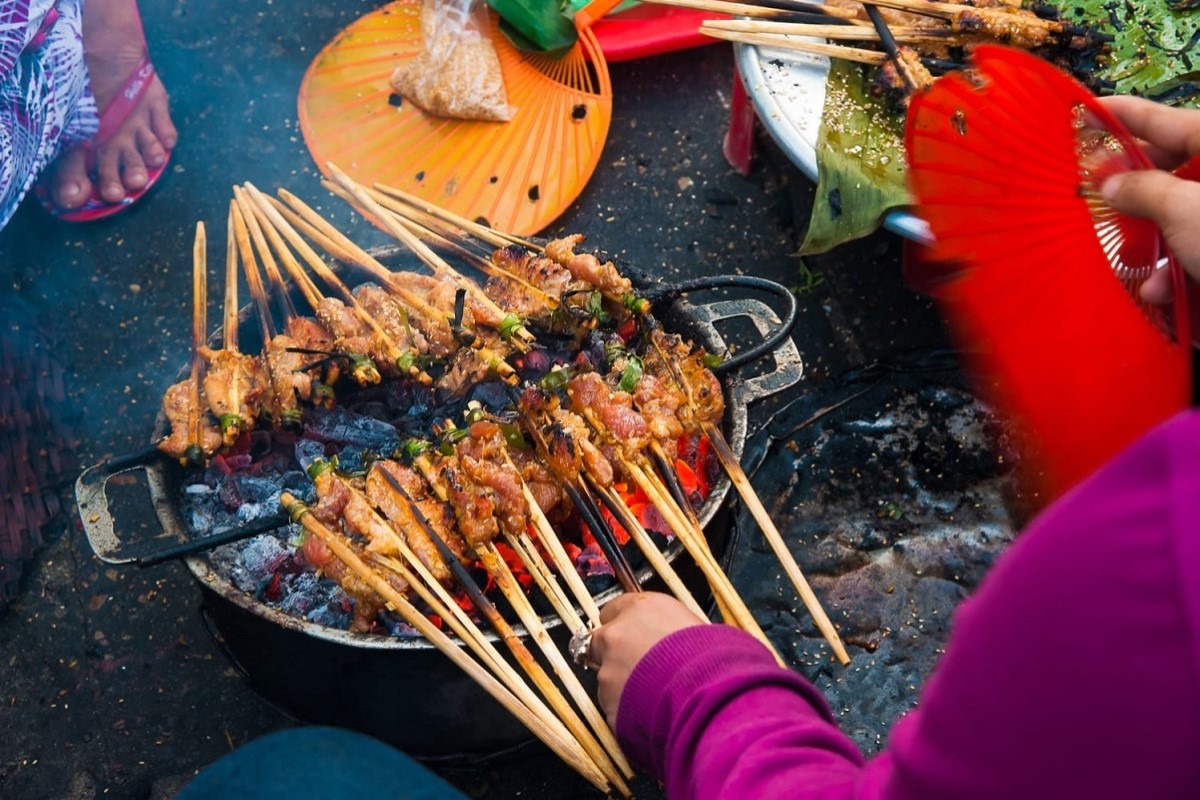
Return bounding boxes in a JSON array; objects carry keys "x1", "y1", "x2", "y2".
[{"x1": 176, "y1": 726, "x2": 468, "y2": 799}]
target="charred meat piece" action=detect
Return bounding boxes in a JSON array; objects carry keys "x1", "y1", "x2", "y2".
[
  {"x1": 508, "y1": 447, "x2": 568, "y2": 519},
  {"x1": 488, "y1": 245, "x2": 590, "y2": 321},
  {"x1": 567, "y1": 372, "x2": 650, "y2": 456},
  {"x1": 355, "y1": 284, "x2": 430, "y2": 355},
  {"x1": 285, "y1": 316, "x2": 343, "y2": 387},
  {"x1": 642, "y1": 329, "x2": 724, "y2": 432},
  {"x1": 298, "y1": 530, "x2": 389, "y2": 633},
  {"x1": 631, "y1": 372, "x2": 685, "y2": 442},
  {"x1": 264, "y1": 334, "x2": 321, "y2": 422},
  {"x1": 314, "y1": 298, "x2": 383, "y2": 385},
  {"x1": 435, "y1": 454, "x2": 501, "y2": 549},
  {"x1": 543, "y1": 234, "x2": 633, "y2": 300},
  {"x1": 159, "y1": 378, "x2": 223, "y2": 461},
  {"x1": 520, "y1": 387, "x2": 616, "y2": 487},
  {"x1": 199, "y1": 348, "x2": 268, "y2": 446},
  {"x1": 366, "y1": 460, "x2": 467, "y2": 582},
  {"x1": 407, "y1": 272, "x2": 502, "y2": 331},
  {"x1": 459, "y1": 421, "x2": 531, "y2": 538}
]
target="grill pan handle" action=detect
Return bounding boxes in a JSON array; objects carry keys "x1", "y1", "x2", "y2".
[
  {"x1": 75, "y1": 448, "x2": 287, "y2": 566},
  {"x1": 661, "y1": 276, "x2": 804, "y2": 405}
]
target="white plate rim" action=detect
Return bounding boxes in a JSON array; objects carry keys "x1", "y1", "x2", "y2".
[{"x1": 733, "y1": 41, "x2": 933, "y2": 244}]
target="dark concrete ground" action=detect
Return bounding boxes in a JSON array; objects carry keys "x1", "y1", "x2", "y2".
[{"x1": 0, "y1": 2, "x2": 1013, "y2": 798}]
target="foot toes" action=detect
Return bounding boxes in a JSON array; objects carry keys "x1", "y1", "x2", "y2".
[
  {"x1": 122, "y1": 146, "x2": 149, "y2": 193},
  {"x1": 136, "y1": 126, "x2": 167, "y2": 169},
  {"x1": 51, "y1": 148, "x2": 92, "y2": 209},
  {"x1": 96, "y1": 144, "x2": 128, "y2": 203},
  {"x1": 148, "y1": 81, "x2": 178, "y2": 150}
]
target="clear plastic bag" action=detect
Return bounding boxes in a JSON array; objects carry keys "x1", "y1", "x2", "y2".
[{"x1": 390, "y1": 0, "x2": 515, "y2": 122}]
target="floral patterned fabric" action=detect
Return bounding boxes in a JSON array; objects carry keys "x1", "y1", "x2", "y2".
[{"x1": 1, "y1": 0, "x2": 97, "y2": 229}]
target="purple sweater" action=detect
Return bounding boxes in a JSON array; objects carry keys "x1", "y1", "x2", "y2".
[{"x1": 616, "y1": 410, "x2": 1200, "y2": 799}]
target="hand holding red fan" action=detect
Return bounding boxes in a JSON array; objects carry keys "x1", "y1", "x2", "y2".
[{"x1": 904, "y1": 46, "x2": 1198, "y2": 507}]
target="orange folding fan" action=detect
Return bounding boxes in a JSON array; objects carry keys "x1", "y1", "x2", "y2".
[
  {"x1": 904, "y1": 46, "x2": 1195, "y2": 505},
  {"x1": 298, "y1": 0, "x2": 613, "y2": 236}
]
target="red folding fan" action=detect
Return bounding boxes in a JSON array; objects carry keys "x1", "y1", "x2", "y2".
[{"x1": 904, "y1": 46, "x2": 1195, "y2": 506}]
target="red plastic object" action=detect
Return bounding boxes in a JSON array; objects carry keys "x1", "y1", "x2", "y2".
[
  {"x1": 905, "y1": 46, "x2": 1193, "y2": 505},
  {"x1": 591, "y1": 7, "x2": 726, "y2": 62},
  {"x1": 724, "y1": 67, "x2": 756, "y2": 175}
]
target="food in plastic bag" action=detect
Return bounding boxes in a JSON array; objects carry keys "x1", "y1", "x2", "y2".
[{"x1": 390, "y1": 0, "x2": 515, "y2": 122}]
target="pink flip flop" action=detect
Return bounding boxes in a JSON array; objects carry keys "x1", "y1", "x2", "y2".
[{"x1": 36, "y1": 55, "x2": 172, "y2": 222}]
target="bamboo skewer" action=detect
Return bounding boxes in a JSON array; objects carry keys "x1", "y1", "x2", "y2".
[
  {"x1": 223, "y1": 208, "x2": 241, "y2": 355},
  {"x1": 643, "y1": 335, "x2": 849, "y2": 664},
  {"x1": 326, "y1": 469, "x2": 581, "y2": 735},
  {"x1": 230, "y1": 196, "x2": 299, "y2": 429},
  {"x1": 239, "y1": 186, "x2": 326, "y2": 311},
  {"x1": 640, "y1": 446, "x2": 735, "y2": 624},
  {"x1": 645, "y1": 0, "x2": 858, "y2": 20},
  {"x1": 232, "y1": 192, "x2": 277, "y2": 343},
  {"x1": 478, "y1": 542, "x2": 634, "y2": 779},
  {"x1": 513, "y1": 409, "x2": 643, "y2": 595},
  {"x1": 401, "y1": 444, "x2": 622, "y2": 771},
  {"x1": 409, "y1": 443, "x2": 589, "y2": 637},
  {"x1": 702, "y1": 18, "x2": 954, "y2": 42},
  {"x1": 319, "y1": 178, "x2": 531, "y2": 355},
  {"x1": 373, "y1": 181, "x2": 534, "y2": 250},
  {"x1": 619, "y1": 454, "x2": 784, "y2": 662},
  {"x1": 243, "y1": 183, "x2": 428, "y2": 385},
  {"x1": 702, "y1": 420, "x2": 850, "y2": 665},
  {"x1": 326, "y1": 164, "x2": 537, "y2": 348},
  {"x1": 701, "y1": 27, "x2": 890, "y2": 63},
  {"x1": 205, "y1": 205, "x2": 252, "y2": 447},
  {"x1": 505, "y1": 530, "x2": 585, "y2": 636},
  {"x1": 860, "y1": 0, "x2": 1064, "y2": 29},
  {"x1": 585, "y1": 478, "x2": 709, "y2": 620},
  {"x1": 353, "y1": 186, "x2": 561, "y2": 312},
  {"x1": 375, "y1": 470, "x2": 628, "y2": 795},
  {"x1": 408, "y1": 450, "x2": 590, "y2": 636},
  {"x1": 184, "y1": 222, "x2": 208, "y2": 466},
  {"x1": 504, "y1": 453, "x2": 604, "y2": 627},
  {"x1": 278, "y1": 493, "x2": 611, "y2": 793},
  {"x1": 266, "y1": 191, "x2": 519, "y2": 381}
]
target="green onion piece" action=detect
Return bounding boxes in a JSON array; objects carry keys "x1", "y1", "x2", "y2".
[
  {"x1": 587, "y1": 291, "x2": 607, "y2": 321},
  {"x1": 622, "y1": 294, "x2": 650, "y2": 314},
  {"x1": 540, "y1": 367, "x2": 570, "y2": 392},
  {"x1": 499, "y1": 313, "x2": 523, "y2": 341},
  {"x1": 313, "y1": 382, "x2": 335, "y2": 405},
  {"x1": 218, "y1": 413, "x2": 242, "y2": 435},
  {"x1": 499, "y1": 422, "x2": 530, "y2": 450},
  {"x1": 397, "y1": 352, "x2": 415, "y2": 373},
  {"x1": 701, "y1": 352, "x2": 724, "y2": 369},
  {"x1": 603, "y1": 340, "x2": 626, "y2": 366},
  {"x1": 618, "y1": 356, "x2": 644, "y2": 393},
  {"x1": 306, "y1": 458, "x2": 334, "y2": 481},
  {"x1": 404, "y1": 439, "x2": 430, "y2": 459}
]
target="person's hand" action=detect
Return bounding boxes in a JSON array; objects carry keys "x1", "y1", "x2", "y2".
[
  {"x1": 588, "y1": 592, "x2": 706, "y2": 727},
  {"x1": 1097, "y1": 96, "x2": 1200, "y2": 298}
]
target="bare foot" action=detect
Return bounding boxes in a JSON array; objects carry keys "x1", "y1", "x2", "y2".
[{"x1": 49, "y1": 0, "x2": 177, "y2": 210}]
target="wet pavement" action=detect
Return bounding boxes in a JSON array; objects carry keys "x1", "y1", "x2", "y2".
[{"x1": 0, "y1": 2, "x2": 1013, "y2": 798}]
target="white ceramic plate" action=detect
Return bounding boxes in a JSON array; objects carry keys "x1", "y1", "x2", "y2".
[{"x1": 734, "y1": 41, "x2": 933, "y2": 243}]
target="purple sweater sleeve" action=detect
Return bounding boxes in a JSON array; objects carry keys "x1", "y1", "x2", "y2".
[{"x1": 616, "y1": 410, "x2": 1200, "y2": 800}]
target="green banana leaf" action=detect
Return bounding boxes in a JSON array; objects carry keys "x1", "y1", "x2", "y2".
[
  {"x1": 798, "y1": 0, "x2": 1198, "y2": 255},
  {"x1": 799, "y1": 60, "x2": 909, "y2": 256}
]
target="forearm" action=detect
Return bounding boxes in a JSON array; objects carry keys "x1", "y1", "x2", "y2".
[{"x1": 617, "y1": 625, "x2": 867, "y2": 800}]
